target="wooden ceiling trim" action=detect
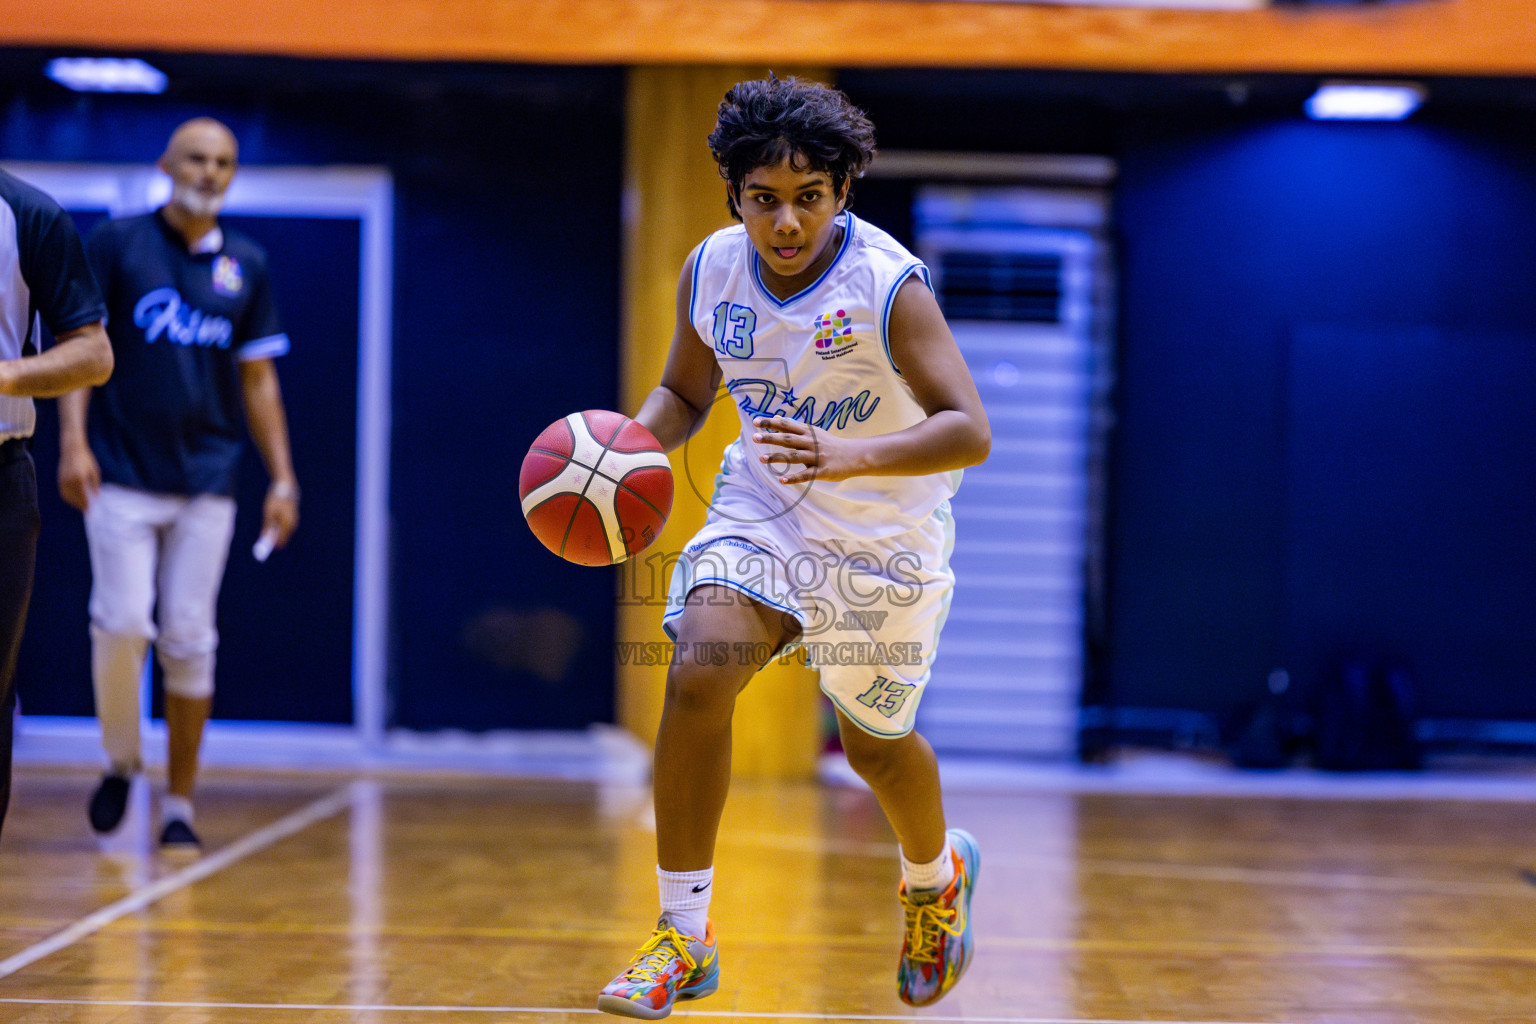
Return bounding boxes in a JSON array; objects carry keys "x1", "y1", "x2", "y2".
[{"x1": 6, "y1": 0, "x2": 1534, "y2": 77}]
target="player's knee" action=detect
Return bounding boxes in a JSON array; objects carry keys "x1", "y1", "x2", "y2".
[
  {"x1": 158, "y1": 597, "x2": 217, "y2": 644},
  {"x1": 663, "y1": 658, "x2": 740, "y2": 720},
  {"x1": 159, "y1": 647, "x2": 215, "y2": 699},
  {"x1": 841, "y1": 728, "x2": 906, "y2": 785}
]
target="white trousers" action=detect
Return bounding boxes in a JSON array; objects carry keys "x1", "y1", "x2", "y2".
[{"x1": 84, "y1": 484, "x2": 236, "y2": 771}]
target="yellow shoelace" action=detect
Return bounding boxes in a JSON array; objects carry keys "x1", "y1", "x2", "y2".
[
  {"x1": 622, "y1": 926, "x2": 698, "y2": 981},
  {"x1": 901, "y1": 892, "x2": 965, "y2": 965}
]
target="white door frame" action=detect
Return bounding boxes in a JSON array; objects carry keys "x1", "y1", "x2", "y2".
[{"x1": 4, "y1": 162, "x2": 393, "y2": 753}]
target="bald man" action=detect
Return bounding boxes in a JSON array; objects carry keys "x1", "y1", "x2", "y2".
[{"x1": 58, "y1": 118, "x2": 300, "y2": 853}]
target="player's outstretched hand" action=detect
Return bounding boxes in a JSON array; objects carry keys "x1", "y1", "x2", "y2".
[{"x1": 751, "y1": 416, "x2": 865, "y2": 485}]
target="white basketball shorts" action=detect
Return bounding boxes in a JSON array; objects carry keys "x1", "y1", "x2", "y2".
[{"x1": 663, "y1": 444, "x2": 956, "y2": 738}]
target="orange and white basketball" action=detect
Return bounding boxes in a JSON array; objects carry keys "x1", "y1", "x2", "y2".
[{"x1": 518, "y1": 410, "x2": 672, "y2": 566}]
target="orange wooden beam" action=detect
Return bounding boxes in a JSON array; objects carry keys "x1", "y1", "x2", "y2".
[{"x1": 3, "y1": 0, "x2": 1533, "y2": 76}]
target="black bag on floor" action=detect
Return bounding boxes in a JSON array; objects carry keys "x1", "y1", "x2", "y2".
[{"x1": 1313, "y1": 658, "x2": 1422, "y2": 771}]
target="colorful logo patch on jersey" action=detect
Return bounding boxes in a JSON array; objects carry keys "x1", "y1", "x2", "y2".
[
  {"x1": 212, "y1": 255, "x2": 244, "y2": 296},
  {"x1": 813, "y1": 309, "x2": 856, "y2": 359}
]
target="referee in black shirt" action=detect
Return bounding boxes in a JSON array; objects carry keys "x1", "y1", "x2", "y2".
[{"x1": 0, "y1": 167, "x2": 114, "y2": 838}]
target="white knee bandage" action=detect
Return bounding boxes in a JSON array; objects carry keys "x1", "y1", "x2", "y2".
[{"x1": 157, "y1": 645, "x2": 216, "y2": 700}]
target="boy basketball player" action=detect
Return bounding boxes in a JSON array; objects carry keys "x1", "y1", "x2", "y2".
[{"x1": 599, "y1": 76, "x2": 991, "y2": 1019}]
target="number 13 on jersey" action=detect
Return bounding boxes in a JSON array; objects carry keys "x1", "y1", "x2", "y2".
[{"x1": 711, "y1": 301, "x2": 756, "y2": 358}]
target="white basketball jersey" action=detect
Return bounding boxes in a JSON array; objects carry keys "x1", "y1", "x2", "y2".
[{"x1": 688, "y1": 211, "x2": 959, "y2": 541}]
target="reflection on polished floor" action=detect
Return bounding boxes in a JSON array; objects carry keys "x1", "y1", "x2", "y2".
[{"x1": 2, "y1": 761, "x2": 1535, "y2": 1023}]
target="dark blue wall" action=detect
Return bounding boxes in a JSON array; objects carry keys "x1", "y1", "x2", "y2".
[
  {"x1": 842, "y1": 67, "x2": 1536, "y2": 731},
  {"x1": 1112, "y1": 119, "x2": 1536, "y2": 722},
  {"x1": 3, "y1": 60, "x2": 626, "y2": 731},
  {"x1": 11, "y1": 58, "x2": 1536, "y2": 741}
]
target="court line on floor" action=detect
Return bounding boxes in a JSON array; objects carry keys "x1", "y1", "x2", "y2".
[
  {"x1": 91, "y1": 916, "x2": 1536, "y2": 962},
  {"x1": 0, "y1": 785, "x2": 354, "y2": 980},
  {"x1": 0, "y1": 1000, "x2": 1302, "y2": 1024}
]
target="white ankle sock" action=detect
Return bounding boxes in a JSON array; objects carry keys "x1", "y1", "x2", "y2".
[
  {"x1": 162, "y1": 795, "x2": 194, "y2": 825},
  {"x1": 901, "y1": 837, "x2": 955, "y2": 894},
  {"x1": 657, "y1": 866, "x2": 713, "y2": 940}
]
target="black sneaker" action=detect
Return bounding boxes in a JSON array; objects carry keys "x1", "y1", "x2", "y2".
[
  {"x1": 88, "y1": 774, "x2": 132, "y2": 833},
  {"x1": 159, "y1": 818, "x2": 202, "y2": 852}
]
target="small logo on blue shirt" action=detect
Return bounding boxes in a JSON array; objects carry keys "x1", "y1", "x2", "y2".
[{"x1": 212, "y1": 255, "x2": 243, "y2": 296}]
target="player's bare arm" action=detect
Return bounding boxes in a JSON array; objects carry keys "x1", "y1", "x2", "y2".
[
  {"x1": 0, "y1": 321, "x2": 112, "y2": 398},
  {"x1": 752, "y1": 276, "x2": 990, "y2": 484},
  {"x1": 239, "y1": 358, "x2": 301, "y2": 546},
  {"x1": 635, "y1": 248, "x2": 724, "y2": 453}
]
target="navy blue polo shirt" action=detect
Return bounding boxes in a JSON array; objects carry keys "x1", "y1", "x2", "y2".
[
  {"x1": 1, "y1": 169, "x2": 107, "y2": 441},
  {"x1": 85, "y1": 209, "x2": 288, "y2": 497}
]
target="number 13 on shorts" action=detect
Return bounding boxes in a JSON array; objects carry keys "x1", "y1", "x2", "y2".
[{"x1": 856, "y1": 675, "x2": 917, "y2": 719}]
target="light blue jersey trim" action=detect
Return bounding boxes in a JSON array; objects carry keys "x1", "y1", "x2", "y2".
[
  {"x1": 688, "y1": 235, "x2": 711, "y2": 326},
  {"x1": 928, "y1": 500, "x2": 957, "y2": 654},
  {"x1": 750, "y1": 211, "x2": 857, "y2": 309},
  {"x1": 237, "y1": 333, "x2": 290, "y2": 362},
  {"x1": 661, "y1": 578, "x2": 804, "y2": 641},
  {"x1": 879, "y1": 261, "x2": 929, "y2": 376}
]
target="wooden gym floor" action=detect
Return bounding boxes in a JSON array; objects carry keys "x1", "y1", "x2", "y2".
[{"x1": 1, "y1": 762, "x2": 1535, "y2": 1023}]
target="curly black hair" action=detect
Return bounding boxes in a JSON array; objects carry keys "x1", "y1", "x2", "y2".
[{"x1": 707, "y1": 76, "x2": 877, "y2": 220}]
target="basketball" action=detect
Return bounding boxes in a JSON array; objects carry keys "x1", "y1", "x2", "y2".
[{"x1": 519, "y1": 410, "x2": 673, "y2": 566}]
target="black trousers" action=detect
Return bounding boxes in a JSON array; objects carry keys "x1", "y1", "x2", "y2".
[{"x1": 0, "y1": 438, "x2": 40, "y2": 837}]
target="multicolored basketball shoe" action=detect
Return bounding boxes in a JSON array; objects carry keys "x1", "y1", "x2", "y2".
[
  {"x1": 597, "y1": 914, "x2": 720, "y2": 1019},
  {"x1": 897, "y1": 827, "x2": 979, "y2": 1006}
]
